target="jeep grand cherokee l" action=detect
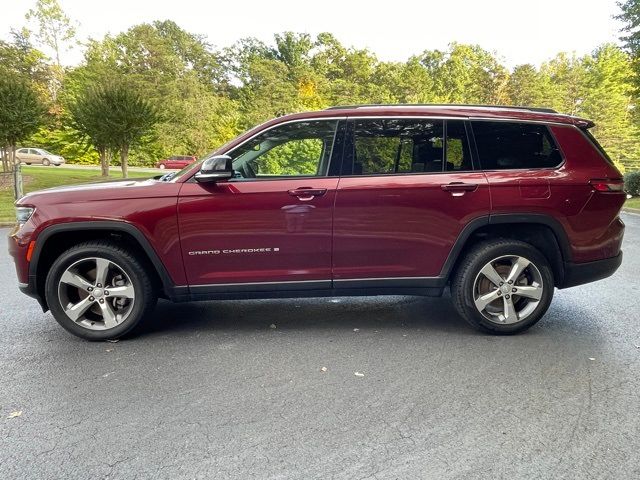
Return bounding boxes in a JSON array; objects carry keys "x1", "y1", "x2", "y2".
[{"x1": 8, "y1": 105, "x2": 625, "y2": 340}]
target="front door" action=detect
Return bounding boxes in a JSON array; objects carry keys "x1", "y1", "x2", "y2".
[
  {"x1": 332, "y1": 117, "x2": 491, "y2": 288},
  {"x1": 178, "y1": 119, "x2": 343, "y2": 291}
]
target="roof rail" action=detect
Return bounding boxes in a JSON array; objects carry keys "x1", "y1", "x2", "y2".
[{"x1": 325, "y1": 104, "x2": 558, "y2": 114}]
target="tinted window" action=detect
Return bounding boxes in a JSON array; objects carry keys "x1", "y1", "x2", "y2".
[
  {"x1": 229, "y1": 120, "x2": 338, "y2": 178},
  {"x1": 17, "y1": 149, "x2": 27, "y2": 154},
  {"x1": 472, "y1": 121, "x2": 562, "y2": 170},
  {"x1": 446, "y1": 121, "x2": 472, "y2": 171},
  {"x1": 350, "y1": 119, "x2": 444, "y2": 175}
]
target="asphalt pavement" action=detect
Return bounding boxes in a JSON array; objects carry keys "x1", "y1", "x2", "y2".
[{"x1": 1, "y1": 214, "x2": 639, "y2": 479}]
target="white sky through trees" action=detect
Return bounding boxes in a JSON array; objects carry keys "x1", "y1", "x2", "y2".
[{"x1": 3, "y1": 0, "x2": 624, "y2": 68}]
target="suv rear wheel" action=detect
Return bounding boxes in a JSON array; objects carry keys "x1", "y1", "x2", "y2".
[
  {"x1": 451, "y1": 239, "x2": 554, "y2": 334},
  {"x1": 44, "y1": 241, "x2": 156, "y2": 340}
]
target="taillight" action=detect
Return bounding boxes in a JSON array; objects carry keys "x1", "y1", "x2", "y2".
[{"x1": 589, "y1": 179, "x2": 624, "y2": 192}]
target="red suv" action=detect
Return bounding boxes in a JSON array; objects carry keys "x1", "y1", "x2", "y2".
[
  {"x1": 9, "y1": 105, "x2": 625, "y2": 340},
  {"x1": 155, "y1": 155, "x2": 197, "y2": 169}
]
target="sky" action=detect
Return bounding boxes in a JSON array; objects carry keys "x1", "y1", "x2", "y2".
[{"x1": 2, "y1": 0, "x2": 626, "y2": 68}]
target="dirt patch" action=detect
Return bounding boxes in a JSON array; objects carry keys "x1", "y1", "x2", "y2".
[{"x1": 0, "y1": 174, "x2": 34, "y2": 191}]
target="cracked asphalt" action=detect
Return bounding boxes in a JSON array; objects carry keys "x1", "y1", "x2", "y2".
[{"x1": 1, "y1": 213, "x2": 639, "y2": 479}]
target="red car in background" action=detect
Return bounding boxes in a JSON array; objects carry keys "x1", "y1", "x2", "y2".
[{"x1": 156, "y1": 155, "x2": 197, "y2": 169}]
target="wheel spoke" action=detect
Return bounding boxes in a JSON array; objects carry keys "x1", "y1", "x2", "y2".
[
  {"x1": 65, "y1": 297, "x2": 94, "y2": 322},
  {"x1": 507, "y1": 257, "x2": 530, "y2": 283},
  {"x1": 474, "y1": 290, "x2": 501, "y2": 311},
  {"x1": 60, "y1": 270, "x2": 93, "y2": 290},
  {"x1": 99, "y1": 302, "x2": 118, "y2": 329},
  {"x1": 107, "y1": 284, "x2": 135, "y2": 299},
  {"x1": 479, "y1": 263, "x2": 504, "y2": 287},
  {"x1": 95, "y1": 258, "x2": 111, "y2": 286},
  {"x1": 502, "y1": 296, "x2": 518, "y2": 323},
  {"x1": 515, "y1": 285, "x2": 543, "y2": 300}
]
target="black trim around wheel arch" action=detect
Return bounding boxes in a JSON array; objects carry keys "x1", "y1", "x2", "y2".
[
  {"x1": 489, "y1": 213, "x2": 572, "y2": 262},
  {"x1": 28, "y1": 221, "x2": 180, "y2": 303},
  {"x1": 438, "y1": 213, "x2": 573, "y2": 280},
  {"x1": 559, "y1": 252, "x2": 622, "y2": 289}
]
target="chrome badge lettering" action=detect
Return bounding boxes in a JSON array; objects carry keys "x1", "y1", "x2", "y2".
[{"x1": 188, "y1": 247, "x2": 280, "y2": 256}]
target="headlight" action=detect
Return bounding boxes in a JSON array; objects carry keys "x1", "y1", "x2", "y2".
[{"x1": 16, "y1": 206, "x2": 35, "y2": 225}]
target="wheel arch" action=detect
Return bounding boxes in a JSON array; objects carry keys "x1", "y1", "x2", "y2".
[
  {"x1": 442, "y1": 214, "x2": 571, "y2": 286},
  {"x1": 30, "y1": 221, "x2": 180, "y2": 309}
]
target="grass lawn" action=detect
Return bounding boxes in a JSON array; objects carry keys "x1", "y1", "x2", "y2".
[
  {"x1": 627, "y1": 196, "x2": 640, "y2": 210},
  {"x1": 0, "y1": 166, "x2": 152, "y2": 224}
]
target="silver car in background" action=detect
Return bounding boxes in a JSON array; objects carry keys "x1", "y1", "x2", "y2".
[{"x1": 15, "y1": 148, "x2": 65, "y2": 166}]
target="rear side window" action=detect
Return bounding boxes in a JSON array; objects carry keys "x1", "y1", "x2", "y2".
[
  {"x1": 472, "y1": 121, "x2": 562, "y2": 170},
  {"x1": 349, "y1": 119, "x2": 445, "y2": 175}
]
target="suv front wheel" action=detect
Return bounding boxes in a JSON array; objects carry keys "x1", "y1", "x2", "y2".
[
  {"x1": 451, "y1": 239, "x2": 554, "y2": 334},
  {"x1": 45, "y1": 241, "x2": 157, "y2": 340}
]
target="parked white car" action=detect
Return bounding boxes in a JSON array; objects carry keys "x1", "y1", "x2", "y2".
[{"x1": 15, "y1": 148, "x2": 65, "y2": 166}]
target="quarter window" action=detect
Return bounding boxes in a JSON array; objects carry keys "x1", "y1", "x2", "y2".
[{"x1": 472, "y1": 121, "x2": 562, "y2": 170}]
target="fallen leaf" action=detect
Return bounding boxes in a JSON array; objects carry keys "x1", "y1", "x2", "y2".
[
  {"x1": 269, "y1": 324, "x2": 277, "y2": 329},
  {"x1": 105, "y1": 349, "x2": 113, "y2": 353},
  {"x1": 353, "y1": 328, "x2": 360, "y2": 332},
  {"x1": 588, "y1": 357, "x2": 596, "y2": 361},
  {"x1": 354, "y1": 372, "x2": 365, "y2": 377},
  {"x1": 7, "y1": 410, "x2": 22, "y2": 419},
  {"x1": 320, "y1": 367, "x2": 327, "y2": 372}
]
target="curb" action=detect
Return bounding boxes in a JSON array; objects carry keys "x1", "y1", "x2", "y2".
[{"x1": 623, "y1": 207, "x2": 640, "y2": 215}]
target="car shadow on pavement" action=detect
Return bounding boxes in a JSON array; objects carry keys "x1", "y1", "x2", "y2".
[
  {"x1": 136, "y1": 294, "x2": 478, "y2": 338},
  {"x1": 126, "y1": 289, "x2": 608, "y2": 342}
]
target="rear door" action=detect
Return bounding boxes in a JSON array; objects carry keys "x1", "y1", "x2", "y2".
[
  {"x1": 471, "y1": 121, "x2": 567, "y2": 214},
  {"x1": 178, "y1": 119, "x2": 344, "y2": 290},
  {"x1": 332, "y1": 117, "x2": 491, "y2": 289}
]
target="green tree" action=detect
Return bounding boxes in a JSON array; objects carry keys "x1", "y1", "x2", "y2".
[
  {"x1": 99, "y1": 83, "x2": 159, "y2": 177},
  {"x1": 69, "y1": 86, "x2": 115, "y2": 176},
  {"x1": 26, "y1": 0, "x2": 76, "y2": 67},
  {"x1": 0, "y1": 75, "x2": 45, "y2": 197},
  {"x1": 580, "y1": 44, "x2": 639, "y2": 169},
  {"x1": 506, "y1": 64, "x2": 547, "y2": 106}
]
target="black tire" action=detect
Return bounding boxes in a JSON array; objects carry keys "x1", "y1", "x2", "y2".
[
  {"x1": 45, "y1": 240, "x2": 157, "y2": 340},
  {"x1": 451, "y1": 239, "x2": 554, "y2": 335},
  {"x1": 42, "y1": 158, "x2": 50, "y2": 166}
]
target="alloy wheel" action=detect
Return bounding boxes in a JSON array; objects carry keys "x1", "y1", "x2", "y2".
[
  {"x1": 57, "y1": 257, "x2": 136, "y2": 330},
  {"x1": 472, "y1": 255, "x2": 544, "y2": 325}
]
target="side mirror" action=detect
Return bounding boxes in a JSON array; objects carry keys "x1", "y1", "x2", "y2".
[{"x1": 195, "y1": 155, "x2": 233, "y2": 183}]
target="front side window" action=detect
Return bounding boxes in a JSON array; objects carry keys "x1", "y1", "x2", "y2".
[
  {"x1": 229, "y1": 120, "x2": 338, "y2": 179},
  {"x1": 472, "y1": 121, "x2": 562, "y2": 170}
]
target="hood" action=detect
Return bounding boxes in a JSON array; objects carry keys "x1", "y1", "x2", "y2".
[{"x1": 18, "y1": 178, "x2": 179, "y2": 206}]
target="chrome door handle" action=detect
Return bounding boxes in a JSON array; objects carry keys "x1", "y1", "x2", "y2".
[
  {"x1": 288, "y1": 188, "x2": 327, "y2": 200},
  {"x1": 441, "y1": 182, "x2": 478, "y2": 192}
]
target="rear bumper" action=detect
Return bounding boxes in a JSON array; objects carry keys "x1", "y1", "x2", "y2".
[{"x1": 559, "y1": 252, "x2": 623, "y2": 289}]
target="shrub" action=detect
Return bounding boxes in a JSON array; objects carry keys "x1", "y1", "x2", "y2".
[{"x1": 624, "y1": 171, "x2": 640, "y2": 196}]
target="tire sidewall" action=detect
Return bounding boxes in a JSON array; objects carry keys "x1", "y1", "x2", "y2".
[
  {"x1": 458, "y1": 242, "x2": 554, "y2": 334},
  {"x1": 45, "y1": 245, "x2": 149, "y2": 340}
]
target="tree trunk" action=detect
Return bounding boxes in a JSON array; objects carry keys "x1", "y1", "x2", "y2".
[
  {"x1": 99, "y1": 146, "x2": 109, "y2": 177},
  {"x1": 1, "y1": 146, "x2": 7, "y2": 173},
  {"x1": 11, "y1": 145, "x2": 23, "y2": 200},
  {"x1": 120, "y1": 145, "x2": 129, "y2": 178}
]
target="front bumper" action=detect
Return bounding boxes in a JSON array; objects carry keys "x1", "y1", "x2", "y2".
[{"x1": 559, "y1": 251, "x2": 623, "y2": 289}]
